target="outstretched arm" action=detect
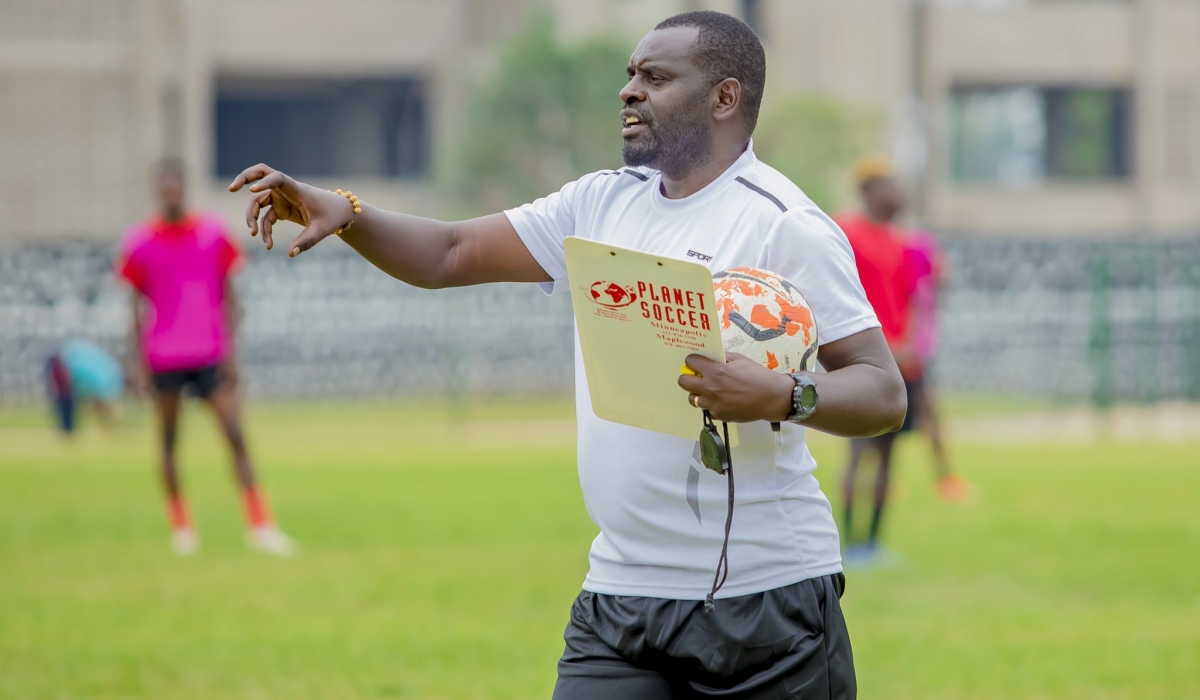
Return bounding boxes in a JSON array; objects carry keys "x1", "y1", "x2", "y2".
[
  {"x1": 679, "y1": 327, "x2": 906, "y2": 438},
  {"x1": 228, "y1": 164, "x2": 550, "y2": 289}
]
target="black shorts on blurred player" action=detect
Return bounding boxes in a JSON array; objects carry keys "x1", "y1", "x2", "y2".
[
  {"x1": 852, "y1": 377, "x2": 922, "y2": 450},
  {"x1": 897, "y1": 376, "x2": 923, "y2": 434},
  {"x1": 152, "y1": 364, "x2": 224, "y2": 400},
  {"x1": 552, "y1": 574, "x2": 856, "y2": 700}
]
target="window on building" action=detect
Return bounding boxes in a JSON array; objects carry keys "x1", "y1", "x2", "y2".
[
  {"x1": 215, "y1": 77, "x2": 428, "y2": 179},
  {"x1": 950, "y1": 86, "x2": 1130, "y2": 185},
  {"x1": 740, "y1": 0, "x2": 763, "y2": 36}
]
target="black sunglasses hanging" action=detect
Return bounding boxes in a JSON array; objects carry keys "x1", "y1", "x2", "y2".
[{"x1": 700, "y1": 410, "x2": 734, "y2": 613}]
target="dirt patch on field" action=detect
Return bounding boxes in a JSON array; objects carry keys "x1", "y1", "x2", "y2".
[{"x1": 949, "y1": 401, "x2": 1200, "y2": 444}]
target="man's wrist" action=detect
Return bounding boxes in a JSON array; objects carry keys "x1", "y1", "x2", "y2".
[{"x1": 769, "y1": 372, "x2": 797, "y2": 422}]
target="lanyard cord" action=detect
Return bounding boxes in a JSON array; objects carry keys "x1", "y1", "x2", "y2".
[{"x1": 705, "y1": 420, "x2": 734, "y2": 613}]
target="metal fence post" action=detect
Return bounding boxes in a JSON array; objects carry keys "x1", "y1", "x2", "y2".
[
  {"x1": 1138, "y1": 250, "x2": 1159, "y2": 404},
  {"x1": 1089, "y1": 249, "x2": 1114, "y2": 408}
]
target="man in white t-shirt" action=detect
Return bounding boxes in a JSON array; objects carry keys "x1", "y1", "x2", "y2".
[{"x1": 231, "y1": 11, "x2": 905, "y2": 699}]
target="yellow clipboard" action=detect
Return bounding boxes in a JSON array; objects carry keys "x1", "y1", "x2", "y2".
[{"x1": 565, "y1": 237, "x2": 737, "y2": 443}]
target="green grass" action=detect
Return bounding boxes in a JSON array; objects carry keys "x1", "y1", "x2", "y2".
[{"x1": 1, "y1": 400, "x2": 1196, "y2": 699}]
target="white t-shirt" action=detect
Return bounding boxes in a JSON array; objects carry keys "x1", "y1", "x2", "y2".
[{"x1": 505, "y1": 143, "x2": 879, "y2": 599}]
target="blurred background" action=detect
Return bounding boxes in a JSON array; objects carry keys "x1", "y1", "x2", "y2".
[
  {"x1": 3, "y1": 0, "x2": 1199, "y2": 402},
  {"x1": 1, "y1": 1, "x2": 1197, "y2": 699}
]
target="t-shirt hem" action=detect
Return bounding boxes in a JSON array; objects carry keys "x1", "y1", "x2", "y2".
[
  {"x1": 581, "y1": 562, "x2": 844, "y2": 600},
  {"x1": 146, "y1": 354, "x2": 228, "y2": 374}
]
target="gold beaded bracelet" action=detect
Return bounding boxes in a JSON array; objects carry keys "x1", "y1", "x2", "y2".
[{"x1": 332, "y1": 188, "x2": 362, "y2": 235}]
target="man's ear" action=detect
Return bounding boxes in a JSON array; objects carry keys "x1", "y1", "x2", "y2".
[{"x1": 713, "y1": 78, "x2": 742, "y2": 123}]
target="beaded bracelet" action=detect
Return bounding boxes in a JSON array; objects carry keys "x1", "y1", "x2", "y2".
[{"x1": 332, "y1": 189, "x2": 362, "y2": 236}]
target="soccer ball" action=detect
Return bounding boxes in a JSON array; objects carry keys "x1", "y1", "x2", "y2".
[{"x1": 713, "y1": 267, "x2": 818, "y2": 373}]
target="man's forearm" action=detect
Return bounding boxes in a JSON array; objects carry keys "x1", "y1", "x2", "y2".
[
  {"x1": 336, "y1": 207, "x2": 548, "y2": 289},
  {"x1": 234, "y1": 165, "x2": 549, "y2": 286},
  {"x1": 680, "y1": 338, "x2": 906, "y2": 436},
  {"x1": 335, "y1": 204, "x2": 459, "y2": 289},
  {"x1": 797, "y1": 364, "x2": 907, "y2": 438}
]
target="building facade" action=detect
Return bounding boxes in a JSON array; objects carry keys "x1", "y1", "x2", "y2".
[{"x1": 1, "y1": 0, "x2": 1198, "y2": 240}]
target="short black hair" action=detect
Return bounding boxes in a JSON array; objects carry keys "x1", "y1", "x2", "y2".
[{"x1": 655, "y1": 11, "x2": 766, "y2": 134}]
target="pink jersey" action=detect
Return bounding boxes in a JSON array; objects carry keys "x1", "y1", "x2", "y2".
[
  {"x1": 117, "y1": 213, "x2": 242, "y2": 372},
  {"x1": 903, "y1": 230, "x2": 942, "y2": 365}
]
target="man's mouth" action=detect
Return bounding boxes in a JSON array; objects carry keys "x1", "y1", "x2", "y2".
[{"x1": 622, "y1": 112, "x2": 648, "y2": 134}]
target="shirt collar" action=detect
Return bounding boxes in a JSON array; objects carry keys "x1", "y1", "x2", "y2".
[
  {"x1": 650, "y1": 140, "x2": 757, "y2": 212},
  {"x1": 149, "y1": 213, "x2": 199, "y2": 236}
]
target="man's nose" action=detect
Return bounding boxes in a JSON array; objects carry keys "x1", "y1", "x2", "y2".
[{"x1": 619, "y1": 78, "x2": 644, "y2": 106}]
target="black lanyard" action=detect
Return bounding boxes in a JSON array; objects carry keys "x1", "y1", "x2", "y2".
[{"x1": 700, "y1": 411, "x2": 734, "y2": 612}]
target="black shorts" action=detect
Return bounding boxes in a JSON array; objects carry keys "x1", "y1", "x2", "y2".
[
  {"x1": 553, "y1": 574, "x2": 856, "y2": 700},
  {"x1": 152, "y1": 364, "x2": 224, "y2": 400},
  {"x1": 850, "y1": 377, "x2": 923, "y2": 451}
]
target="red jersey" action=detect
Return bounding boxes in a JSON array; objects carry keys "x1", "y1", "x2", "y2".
[{"x1": 834, "y1": 212, "x2": 914, "y2": 346}]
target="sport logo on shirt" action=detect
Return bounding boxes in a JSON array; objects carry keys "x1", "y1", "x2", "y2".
[
  {"x1": 588, "y1": 280, "x2": 639, "y2": 309},
  {"x1": 686, "y1": 250, "x2": 714, "y2": 262}
]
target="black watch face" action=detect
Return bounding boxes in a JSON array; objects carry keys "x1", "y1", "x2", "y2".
[{"x1": 799, "y1": 384, "x2": 818, "y2": 411}]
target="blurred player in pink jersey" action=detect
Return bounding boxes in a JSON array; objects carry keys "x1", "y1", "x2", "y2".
[{"x1": 117, "y1": 159, "x2": 294, "y2": 556}]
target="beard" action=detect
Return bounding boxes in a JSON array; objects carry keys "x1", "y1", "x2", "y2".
[{"x1": 622, "y1": 91, "x2": 713, "y2": 178}]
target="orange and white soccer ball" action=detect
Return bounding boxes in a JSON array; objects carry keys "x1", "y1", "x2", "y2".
[{"x1": 713, "y1": 267, "x2": 818, "y2": 373}]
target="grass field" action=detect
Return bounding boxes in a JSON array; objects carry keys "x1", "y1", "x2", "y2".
[{"x1": 1, "y1": 399, "x2": 1197, "y2": 699}]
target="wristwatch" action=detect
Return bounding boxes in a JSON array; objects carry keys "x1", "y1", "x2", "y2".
[{"x1": 786, "y1": 374, "x2": 819, "y2": 423}]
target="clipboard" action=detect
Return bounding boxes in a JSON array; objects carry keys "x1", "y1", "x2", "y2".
[{"x1": 565, "y1": 237, "x2": 737, "y2": 443}]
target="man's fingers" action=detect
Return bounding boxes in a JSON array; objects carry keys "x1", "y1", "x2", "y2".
[
  {"x1": 687, "y1": 393, "x2": 707, "y2": 410},
  {"x1": 287, "y1": 224, "x2": 330, "y2": 258},
  {"x1": 246, "y1": 191, "x2": 271, "y2": 236},
  {"x1": 678, "y1": 373, "x2": 704, "y2": 393},
  {"x1": 228, "y1": 163, "x2": 276, "y2": 192},
  {"x1": 260, "y1": 206, "x2": 278, "y2": 250},
  {"x1": 247, "y1": 170, "x2": 292, "y2": 194},
  {"x1": 685, "y1": 354, "x2": 722, "y2": 373}
]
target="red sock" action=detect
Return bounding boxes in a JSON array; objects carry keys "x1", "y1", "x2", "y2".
[
  {"x1": 242, "y1": 487, "x2": 272, "y2": 529},
  {"x1": 167, "y1": 496, "x2": 192, "y2": 532}
]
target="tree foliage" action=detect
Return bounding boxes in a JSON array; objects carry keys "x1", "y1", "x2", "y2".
[
  {"x1": 753, "y1": 96, "x2": 878, "y2": 213},
  {"x1": 452, "y1": 17, "x2": 876, "y2": 217},
  {"x1": 452, "y1": 17, "x2": 630, "y2": 214}
]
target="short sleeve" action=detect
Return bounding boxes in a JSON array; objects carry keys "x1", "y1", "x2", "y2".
[
  {"x1": 758, "y1": 206, "x2": 880, "y2": 346},
  {"x1": 503, "y1": 174, "x2": 600, "y2": 296},
  {"x1": 115, "y1": 235, "x2": 147, "y2": 293},
  {"x1": 215, "y1": 231, "x2": 243, "y2": 277}
]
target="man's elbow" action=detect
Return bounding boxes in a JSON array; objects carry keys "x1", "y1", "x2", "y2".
[
  {"x1": 387, "y1": 262, "x2": 453, "y2": 290},
  {"x1": 410, "y1": 226, "x2": 463, "y2": 289},
  {"x1": 874, "y1": 373, "x2": 908, "y2": 436},
  {"x1": 406, "y1": 273, "x2": 448, "y2": 290}
]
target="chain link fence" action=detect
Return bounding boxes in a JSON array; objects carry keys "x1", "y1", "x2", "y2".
[
  {"x1": 2, "y1": 237, "x2": 1198, "y2": 404},
  {"x1": 938, "y1": 237, "x2": 1200, "y2": 403}
]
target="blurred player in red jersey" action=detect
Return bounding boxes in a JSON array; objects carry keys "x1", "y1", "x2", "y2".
[
  {"x1": 835, "y1": 156, "x2": 968, "y2": 562},
  {"x1": 117, "y1": 159, "x2": 294, "y2": 556},
  {"x1": 903, "y1": 228, "x2": 972, "y2": 502}
]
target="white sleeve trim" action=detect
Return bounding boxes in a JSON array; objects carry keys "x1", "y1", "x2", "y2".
[{"x1": 503, "y1": 208, "x2": 567, "y2": 296}]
